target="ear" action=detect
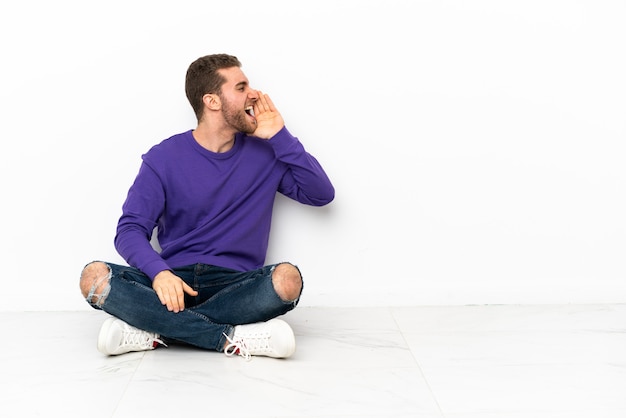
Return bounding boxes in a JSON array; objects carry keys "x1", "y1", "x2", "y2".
[{"x1": 202, "y1": 93, "x2": 221, "y2": 110}]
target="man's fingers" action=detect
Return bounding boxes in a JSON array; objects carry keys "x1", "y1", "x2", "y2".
[
  {"x1": 255, "y1": 91, "x2": 270, "y2": 113},
  {"x1": 155, "y1": 285, "x2": 180, "y2": 312},
  {"x1": 262, "y1": 94, "x2": 276, "y2": 112},
  {"x1": 155, "y1": 286, "x2": 167, "y2": 306},
  {"x1": 164, "y1": 288, "x2": 177, "y2": 312},
  {"x1": 183, "y1": 282, "x2": 199, "y2": 296},
  {"x1": 174, "y1": 284, "x2": 186, "y2": 313}
]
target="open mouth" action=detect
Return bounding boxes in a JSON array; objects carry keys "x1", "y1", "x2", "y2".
[{"x1": 245, "y1": 106, "x2": 255, "y2": 118}]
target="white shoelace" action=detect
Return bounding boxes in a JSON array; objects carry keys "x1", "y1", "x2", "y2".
[
  {"x1": 121, "y1": 323, "x2": 166, "y2": 350},
  {"x1": 223, "y1": 332, "x2": 272, "y2": 361},
  {"x1": 223, "y1": 333, "x2": 252, "y2": 360}
]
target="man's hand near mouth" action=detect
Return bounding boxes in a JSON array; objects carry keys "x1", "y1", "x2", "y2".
[{"x1": 250, "y1": 91, "x2": 284, "y2": 140}]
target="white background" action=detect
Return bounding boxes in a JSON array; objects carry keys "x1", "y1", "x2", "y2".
[{"x1": 0, "y1": 0, "x2": 624, "y2": 311}]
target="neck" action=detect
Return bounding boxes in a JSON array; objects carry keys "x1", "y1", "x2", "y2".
[{"x1": 192, "y1": 122, "x2": 236, "y2": 153}]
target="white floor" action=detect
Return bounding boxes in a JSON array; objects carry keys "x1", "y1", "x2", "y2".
[{"x1": 1, "y1": 304, "x2": 625, "y2": 417}]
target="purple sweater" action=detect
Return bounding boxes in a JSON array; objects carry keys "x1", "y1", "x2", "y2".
[{"x1": 114, "y1": 127, "x2": 334, "y2": 279}]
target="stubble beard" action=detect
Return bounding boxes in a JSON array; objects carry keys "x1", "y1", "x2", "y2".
[{"x1": 221, "y1": 96, "x2": 255, "y2": 134}]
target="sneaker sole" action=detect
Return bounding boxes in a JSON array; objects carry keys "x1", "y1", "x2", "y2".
[{"x1": 97, "y1": 317, "x2": 118, "y2": 355}]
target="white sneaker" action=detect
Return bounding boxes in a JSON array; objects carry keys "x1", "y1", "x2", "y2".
[
  {"x1": 223, "y1": 318, "x2": 296, "y2": 360},
  {"x1": 97, "y1": 317, "x2": 165, "y2": 356}
]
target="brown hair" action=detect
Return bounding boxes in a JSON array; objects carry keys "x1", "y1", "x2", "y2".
[{"x1": 185, "y1": 54, "x2": 242, "y2": 122}]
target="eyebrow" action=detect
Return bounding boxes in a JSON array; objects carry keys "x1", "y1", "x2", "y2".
[{"x1": 234, "y1": 81, "x2": 248, "y2": 89}]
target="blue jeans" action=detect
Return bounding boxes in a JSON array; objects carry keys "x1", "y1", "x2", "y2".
[{"x1": 84, "y1": 262, "x2": 302, "y2": 351}]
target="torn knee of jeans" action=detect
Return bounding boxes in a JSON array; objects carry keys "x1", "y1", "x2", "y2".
[
  {"x1": 271, "y1": 262, "x2": 303, "y2": 302},
  {"x1": 81, "y1": 262, "x2": 112, "y2": 307}
]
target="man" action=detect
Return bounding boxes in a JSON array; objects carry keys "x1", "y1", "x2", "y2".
[{"x1": 79, "y1": 54, "x2": 334, "y2": 360}]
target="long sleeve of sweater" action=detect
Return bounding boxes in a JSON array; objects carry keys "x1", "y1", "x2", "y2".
[{"x1": 269, "y1": 126, "x2": 335, "y2": 206}]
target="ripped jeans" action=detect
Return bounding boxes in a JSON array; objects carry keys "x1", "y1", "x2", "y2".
[{"x1": 82, "y1": 262, "x2": 302, "y2": 351}]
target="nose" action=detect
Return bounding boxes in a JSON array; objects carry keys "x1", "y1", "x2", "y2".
[{"x1": 248, "y1": 89, "x2": 259, "y2": 101}]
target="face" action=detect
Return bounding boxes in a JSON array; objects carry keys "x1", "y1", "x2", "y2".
[{"x1": 216, "y1": 67, "x2": 259, "y2": 134}]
